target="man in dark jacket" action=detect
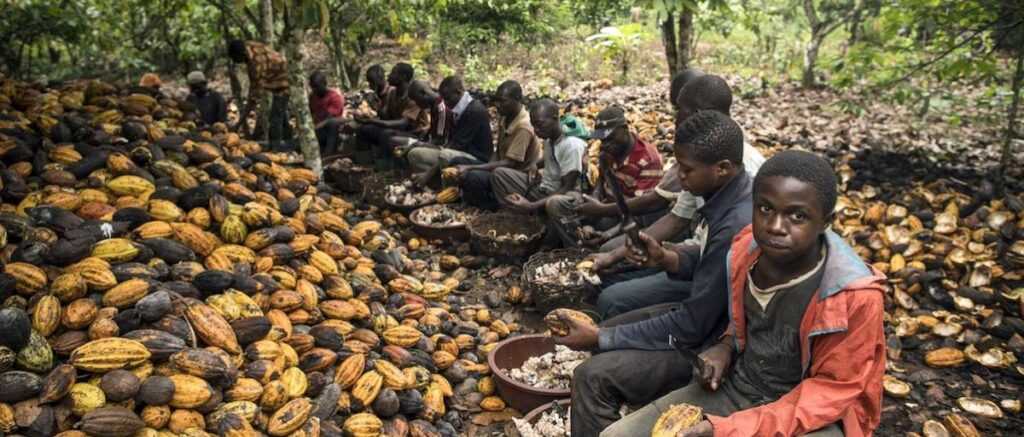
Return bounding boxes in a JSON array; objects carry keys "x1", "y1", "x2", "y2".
[
  {"x1": 406, "y1": 76, "x2": 493, "y2": 186},
  {"x1": 185, "y1": 71, "x2": 227, "y2": 127},
  {"x1": 553, "y1": 110, "x2": 754, "y2": 437}
]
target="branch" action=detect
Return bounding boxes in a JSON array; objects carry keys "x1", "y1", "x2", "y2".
[
  {"x1": 803, "y1": 0, "x2": 820, "y2": 30},
  {"x1": 872, "y1": 21, "x2": 1003, "y2": 90},
  {"x1": 204, "y1": 0, "x2": 254, "y2": 40}
]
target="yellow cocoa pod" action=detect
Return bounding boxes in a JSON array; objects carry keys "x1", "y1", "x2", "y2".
[
  {"x1": 168, "y1": 374, "x2": 214, "y2": 409},
  {"x1": 652, "y1": 404, "x2": 704, "y2": 437},
  {"x1": 351, "y1": 370, "x2": 383, "y2": 407},
  {"x1": 69, "y1": 382, "x2": 107, "y2": 416},
  {"x1": 343, "y1": 413, "x2": 382, "y2": 437},
  {"x1": 91, "y1": 238, "x2": 140, "y2": 262},
  {"x1": 69, "y1": 338, "x2": 151, "y2": 372},
  {"x1": 266, "y1": 398, "x2": 312, "y2": 436},
  {"x1": 33, "y1": 294, "x2": 62, "y2": 337}
]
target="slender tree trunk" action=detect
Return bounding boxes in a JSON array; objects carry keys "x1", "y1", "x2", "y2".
[
  {"x1": 661, "y1": 11, "x2": 678, "y2": 77},
  {"x1": 802, "y1": 33, "x2": 823, "y2": 88},
  {"x1": 255, "y1": 0, "x2": 275, "y2": 142},
  {"x1": 282, "y1": 1, "x2": 321, "y2": 176},
  {"x1": 284, "y1": 24, "x2": 321, "y2": 175},
  {"x1": 219, "y1": 2, "x2": 243, "y2": 106},
  {"x1": 998, "y1": 50, "x2": 1024, "y2": 193},
  {"x1": 677, "y1": 7, "x2": 694, "y2": 72},
  {"x1": 328, "y1": 26, "x2": 350, "y2": 90}
]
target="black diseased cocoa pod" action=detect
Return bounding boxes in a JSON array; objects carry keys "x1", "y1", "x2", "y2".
[
  {"x1": 311, "y1": 382, "x2": 341, "y2": 421},
  {"x1": 177, "y1": 183, "x2": 219, "y2": 211},
  {"x1": 44, "y1": 237, "x2": 94, "y2": 266},
  {"x1": 150, "y1": 186, "x2": 182, "y2": 204},
  {"x1": 99, "y1": 369, "x2": 141, "y2": 402},
  {"x1": 122, "y1": 329, "x2": 187, "y2": 362},
  {"x1": 135, "y1": 290, "x2": 172, "y2": 322},
  {"x1": 65, "y1": 148, "x2": 109, "y2": 180},
  {"x1": 230, "y1": 317, "x2": 271, "y2": 346},
  {"x1": 0, "y1": 370, "x2": 42, "y2": 403},
  {"x1": 141, "y1": 238, "x2": 195, "y2": 265},
  {"x1": 194, "y1": 270, "x2": 235, "y2": 295},
  {"x1": 28, "y1": 205, "x2": 84, "y2": 236},
  {"x1": 12, "y1": 240, "x2": 49, "y2": 265},
  {"x1": 111, "y1": 262, "x2": 160, "y2": 282},
  {"x1": 396, "y1": 388, "x2": 424, "y2": 416},
  {"x1": 161, "y1": 280, "x2": 201, "y2": 299},
  {"x1": 112, "y1": 207, "x2": 152, "y2": 229},
  {"x1": 112, "y1": 308, "x2": 143, "y2": 333},
  {"x1": 0, "y1": 308, "x2": 32, "y2": 350},
  {"x1": 136, "y1": 375, "x2": 174, "y2": 406},
  {"x1": 373, "y1": 388, "x2": 400, "y2": 418}
]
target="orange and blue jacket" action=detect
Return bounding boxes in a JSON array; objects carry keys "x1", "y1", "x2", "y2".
[{"x1": 707, "y1": 225, "x2": 886, "y2": 437}]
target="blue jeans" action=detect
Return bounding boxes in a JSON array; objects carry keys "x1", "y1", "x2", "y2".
[{"x1": 596, "y1": 271, "x2": 691, "y2": 320}]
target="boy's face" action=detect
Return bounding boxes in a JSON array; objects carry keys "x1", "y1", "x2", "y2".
[
  {"x1": 387, "y1": 68, "x2": 405, "y2": 87},
  {"x1": 367, "y1": 73, "x2": 384, "y2": 89},
  {"x1": 530, "y1": 109, "x2": 561, "y2": 140},
  {"x1": 674, "y1": 143, "x2": 726, "y2": 197},
  {"x1": 495, "y1": 93, "x2": 519, "y2": 118},
  {"x1": 600, "y1": 126, "x2": 632, "y2": 159},
  {"x1": 752, "y1": 176, "x2": 830, "y2": 264}
]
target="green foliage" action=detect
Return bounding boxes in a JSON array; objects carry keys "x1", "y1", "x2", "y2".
[
  {"x1": 569, "y1": 0, "x2": 635, "y2": 28},
  {"x1": 435, "y1": 0, "x2": 572, "y2": 48}
]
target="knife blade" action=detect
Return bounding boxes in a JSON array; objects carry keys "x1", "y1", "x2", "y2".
[
  {"x1": 599, "y1": 152, "x2": 647, "y2": 258},
  {"x1": 669, "y1": 334, "x2": 707, "y2": 377}
]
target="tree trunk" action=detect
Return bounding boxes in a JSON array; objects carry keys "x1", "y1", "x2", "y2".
[
  {"x1": 998, "y1": 49, "x2": 1024, "y2": 193},
  {"x1": 676, "y1": 7, "x2": 694, "y2": 72},
  {"x1": 328, "y1": 26, "x2": 350, "y2": 90},
  {"x1": 253, "y1": 0, "x2": 275, "y2": 141},
  {"x1": 661, "y1": 11, "x2": 678, "y2": 77},
  {"x1": 285, "y1": 28, "x2": 322, "y2": 175},
  {"x1": 219, "y1": 2, "x2": 243, "y2": 106},
  {"x1": 802, "y1": 32, "x2": 823, "y2": 88}
]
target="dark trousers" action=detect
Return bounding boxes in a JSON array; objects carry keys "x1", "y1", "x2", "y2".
[
  {"x1": 355, "y1": 124, "x2": 401, "y2": 169},
  {"x1": 596, "y1": 271, "x2": 692, "y2": 320},
  {"x1": 269, "y1": 93, "x2": 293, "y2": 151},
  {"x1": 458, "y1": 164, "x2": 499, "y2": 210},
  {"x1": 571, "y1": 302, "x2": 694, "y2": 437},
  {"x1": 315, "y1": 119, "x2": 341, "y2": 157}
]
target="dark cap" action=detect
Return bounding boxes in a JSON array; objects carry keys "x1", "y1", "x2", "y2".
[{"x1": 589, "y1": 106, "x2": 627, "y2": 140}]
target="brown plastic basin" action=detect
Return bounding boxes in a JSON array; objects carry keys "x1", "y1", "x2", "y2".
[
  {"x1": 523, "y1": 398, "x2": 571, "y2": 423},
  {"x1": 487, "y1": 334, "x2": 571, "y2": 413}
]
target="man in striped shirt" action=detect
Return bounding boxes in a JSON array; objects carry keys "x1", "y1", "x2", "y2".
[{"x1": 229, "y1": 39, "x2": 292, "y2": 152}]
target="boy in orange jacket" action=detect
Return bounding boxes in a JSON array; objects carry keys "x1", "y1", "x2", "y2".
[{"x1": 598, "y1": 150, "x2": 886, "y2": 437}]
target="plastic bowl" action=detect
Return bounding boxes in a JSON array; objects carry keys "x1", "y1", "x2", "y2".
[{"x1": 487, "y1": 334, "x2": 571, "y2": 413}]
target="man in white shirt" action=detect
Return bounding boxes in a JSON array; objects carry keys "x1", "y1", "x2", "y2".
[{"x1": 495, "y1": 98, "x2": 587, "y2": 213}]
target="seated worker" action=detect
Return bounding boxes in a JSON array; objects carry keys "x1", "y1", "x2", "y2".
[
  {"x1": 592, "y1": 73, "x2": 767, "y2": 319},
  {"x1": 452, "y1": 80, "x2": 540, "y2": 209},
  {"x1": 308, "y1": 71, "x2": 346, "y2": 157},
  {"x1": 364, "y1": 64, "x2": 391, "y2": 112},
  {"x1": 388, "y1": 80, "x2": 452, "y2": 157},
  {"x1": 407, "y1": 76, "x2": 493, "y2": 186},
  {"x1": 552, "y1": 110, "x2": 753, "y2": 437},
  {"x1": 228, "y1": 39, "x2": 292, "y2": 152},
  {"x1": 495, "y1": 98, "x2": 587, "y2": 212},
  {"x1": 590, "y1": 68, "x2": 704, "y2": 251},
  {"x1": 354, "y1": 62, "x2": 429, "y2": 169},
  {"x1": 545, "y1": 105, "x2": 663, "y2": 247},
  {"x1": 185, "y1": 71, "x2": 227, "y2": 127},
  {"x1": 600, "y1": 150, "x2": 885, "y2": 437}
]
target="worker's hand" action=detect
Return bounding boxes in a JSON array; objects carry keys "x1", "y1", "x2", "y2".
[
  {"x1": 678, "y1": 420, "x2": 713, "y2": 437},
  {"x1": 697, "y1": 342, "x2": 733, "y2": 391},
  {"x1": 574, "y1": 195, "x2": 607, "y2": 217},
  {"x1": 455, "y1": 165, "x2": 473, "y2": 175},
  {"x1": 412, "y1": 172, "x2": 431, "y2": 187},
  {"x1": 504, "y1": 194, "x2": 532, "y2": 213},
  {"x1": 591, "y1": 250, "x2": 618, "y2": 271},
  {"x1": 624, "y1": 232, "x2": 665, "y2": 268},
  {"x1": 551, "y1": 312, "x2": 599, "y2": 351}
]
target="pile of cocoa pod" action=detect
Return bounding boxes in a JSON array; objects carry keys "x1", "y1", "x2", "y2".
[
  {"x1": 832, "y1": 151, "x2": 1024, "y2": 435},
  {"x1": 0, "y1": 77, "x2": 519, "y2": 437}
]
